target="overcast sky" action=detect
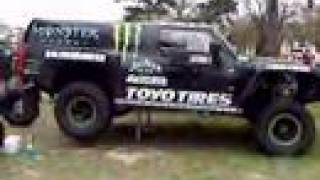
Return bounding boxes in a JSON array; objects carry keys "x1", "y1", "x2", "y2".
[{"x1": 0, "y1": 0, "x2": 124, "y2": 27}]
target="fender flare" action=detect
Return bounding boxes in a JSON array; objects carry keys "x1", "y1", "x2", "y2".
[
  {"x1": 235, "y1": 71, "x2": 263, "y2": 106},
  {"x1": 236, "y1": 70, "x2": 301, "y2": 106}
]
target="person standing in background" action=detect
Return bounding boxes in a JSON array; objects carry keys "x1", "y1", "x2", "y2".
[{"x1": 303, "y1": 49, "x2": 315, "y2": 67}]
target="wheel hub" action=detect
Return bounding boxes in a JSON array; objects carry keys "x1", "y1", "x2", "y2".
[
  {"x1": 268, "y1": 113, "x2": 302, "y2": 146},
  {"x1": 66, "y1": 96, "x2": 97, "y2": 128}
]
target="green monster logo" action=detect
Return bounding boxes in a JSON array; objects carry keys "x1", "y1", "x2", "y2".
[{"x1": 114, "y1": 23, "x2": 142, "y2": 61}]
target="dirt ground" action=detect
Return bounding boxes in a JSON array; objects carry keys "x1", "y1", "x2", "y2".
[{"x1": 1, "y1": 99, "x2": 320, "y2": 180}]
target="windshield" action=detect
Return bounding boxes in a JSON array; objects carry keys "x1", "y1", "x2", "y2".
[{"x1": 210, "y1": 24, "x2": 237, "y2": 60}]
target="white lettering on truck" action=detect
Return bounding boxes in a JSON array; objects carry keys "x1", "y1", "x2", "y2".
[
  {"x1": 125, "y1": 87, "x2": 233, "y2": 107},
  {"x1": 45, "y1": 51, "x2": 106, "y2": 62},
  {"x1": 115, "y1": 87, "x2": 239, "y2": 112}
]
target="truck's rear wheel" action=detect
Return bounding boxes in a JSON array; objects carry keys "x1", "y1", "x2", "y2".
[
  {"x1": 255, "y1": 100, "x2": 315, "y2": 155},
  {"x1": 55, "y1": 82, "x2": 112, "y2": 142}
]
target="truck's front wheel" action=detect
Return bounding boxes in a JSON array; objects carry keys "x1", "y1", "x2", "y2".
[
  {"x1": 55, "y1": 82, "x2": 112, "y2": 142},
  {"x1": 255, "y1": 100, "x2": 315, "y2": 155}
]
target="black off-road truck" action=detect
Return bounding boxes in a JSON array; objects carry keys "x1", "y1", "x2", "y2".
[{"x1": 21, "y1": 19, "x2": 320, "y2": 155}]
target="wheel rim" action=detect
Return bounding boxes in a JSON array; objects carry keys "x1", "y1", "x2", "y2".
[
  {"x1": 66, "y1": 96, "x2": 97, "y2": 128},
  {"x1": 268, "y1": 113, "x2": 302, "y2": 146}
]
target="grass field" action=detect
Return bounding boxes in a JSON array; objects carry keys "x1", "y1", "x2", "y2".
[{"x1": 1, "y1": 100, "x2": 320, "y2": 180}]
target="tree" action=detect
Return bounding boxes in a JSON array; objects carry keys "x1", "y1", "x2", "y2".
[
  {"x1": 305, "y1": 8, "x2": 320, "y2": 48},
  {"x1": 124, "y1": 0, "x2": 177, "y2": 21},
  {"x1": 255, "y1": 0, "x2": 283, "y2": 56},
  {"x1": 196, "y1": 0, "x2": 237, "y2": 23},
  {"x1": 124, "y1": 0, "x2": 237, "y2": 23},
  {"x1": 284, "y1": 21, "x2": 309, "y2": 46},
  {"x1": 240, "y1": 0, "x2": 295, "y2": 57},
  {"x1": 231, "y1": 18, "x2": 259, "y2": 55}
]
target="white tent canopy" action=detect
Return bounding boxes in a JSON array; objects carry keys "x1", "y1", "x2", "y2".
[{"x1": 0, "y1": 0, "x2": 124, "y2": 28}]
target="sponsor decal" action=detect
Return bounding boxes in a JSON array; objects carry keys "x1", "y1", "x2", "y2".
[
  {"x1": 114, "y1": 23, "x2": 142, "y2": 63},
  {"x1": 115, "y1": 87, "x2": 240, "y2": 112},
  {"x1": 129, "y1": 59, "x2": 162, "y2": 73},
  {"x1": 126, "y1": 75, "x2": 168, "y2": 86},
  {"x1": 190, "y1": 55, "x2": 212, "y2": 64},
  {"x1": 32, "y1": 25, "x2": 100, "y2": 47},
  {"x1": 45, "y1": 50, "x2": 106, "y2": 62},
  {"x1": 264, "y1": 64, "x2": 311, "y2": 72}
]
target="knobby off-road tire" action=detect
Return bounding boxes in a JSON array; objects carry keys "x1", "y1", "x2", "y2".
[
  {"x1": 255, "y1": 100, "x2": 315, "y2": 155},
  {"x1": 55, "y1": 82, "x2": 112, "y2": 142},
  {"x1": 4, "y1": 88, "x2": 40, "y2": 127}
]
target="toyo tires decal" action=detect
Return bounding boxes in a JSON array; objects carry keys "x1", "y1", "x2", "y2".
[{"x1": 115, "y1": 86, "x2": 241, "y2": 113}]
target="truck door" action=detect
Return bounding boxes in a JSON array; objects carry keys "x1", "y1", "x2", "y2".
[
  {"x1": 121, "y1": 26, "x2": 240, "y2": 111},
  {"x1": 194, "y1": 44, "x2": 238, "y2": 92},
  {"x1": 159, "y1": 43, "x2": 239, "y2": 111},
  {"x1": 162, "y1": 44, "x2": 238, "y2": 93}
]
